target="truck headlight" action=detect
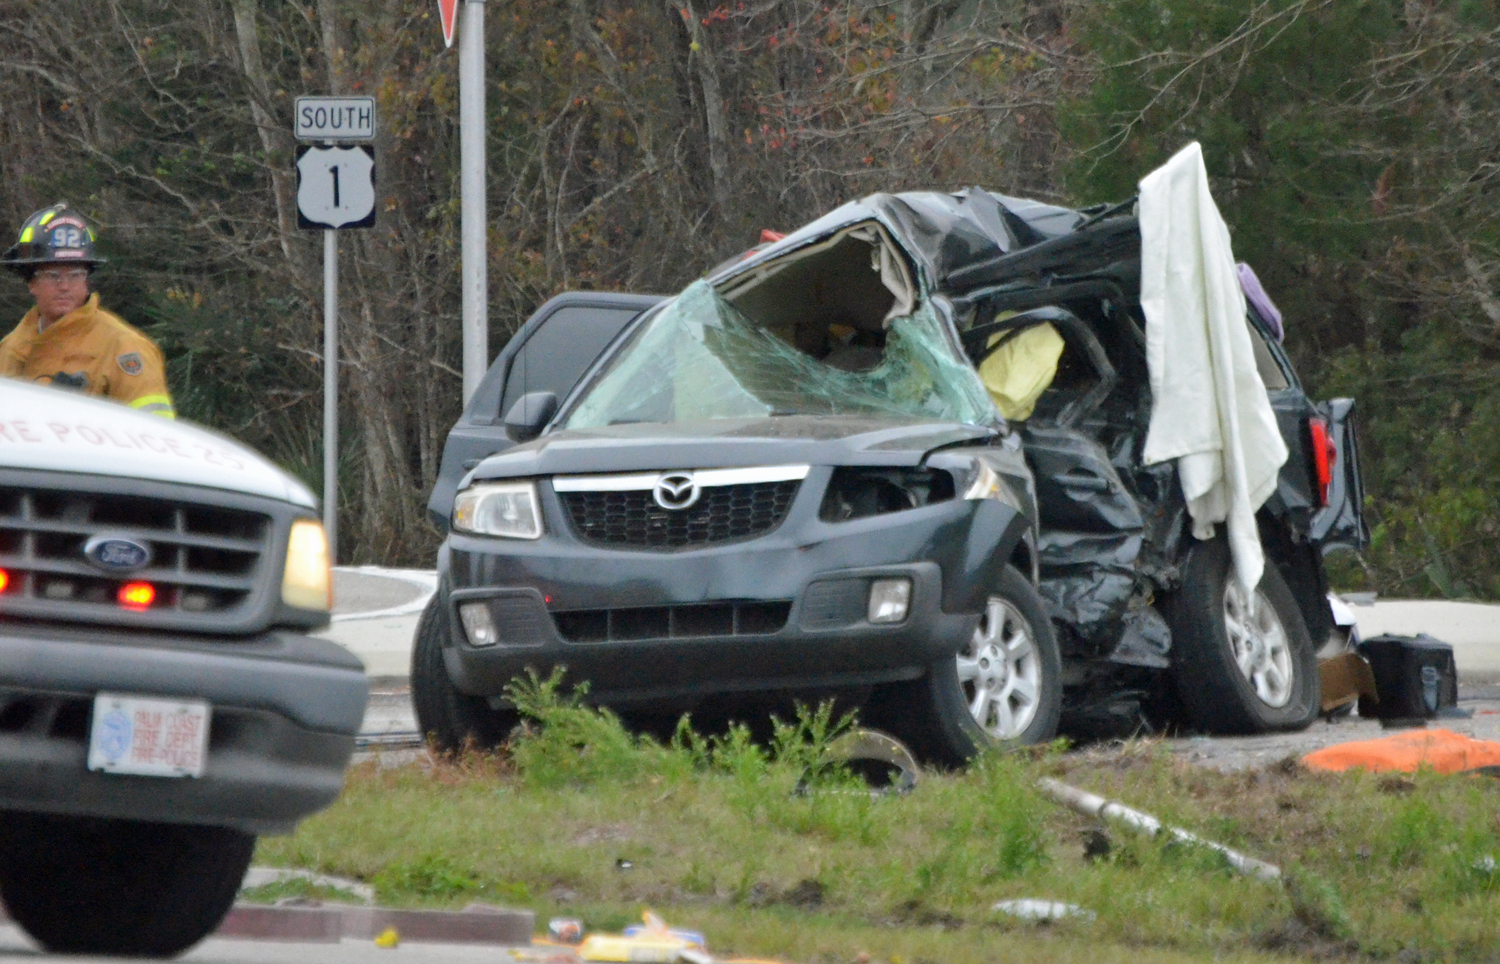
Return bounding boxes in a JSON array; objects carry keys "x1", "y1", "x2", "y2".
[
  {"x1": 282, "y1": 519, "x2": 332, "y2": 611},
  {"x1": 453, "y1": 481, "x2": 544, "y2": 539}
]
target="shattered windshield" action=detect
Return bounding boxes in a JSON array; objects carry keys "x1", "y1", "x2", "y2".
[{"x1": 565, "y1": 281, "x2": 996, "y2": 429}]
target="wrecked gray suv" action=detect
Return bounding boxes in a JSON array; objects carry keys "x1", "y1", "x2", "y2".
[{"x1": 418, "y1": 188, "x2": 1364, "y2": 762}]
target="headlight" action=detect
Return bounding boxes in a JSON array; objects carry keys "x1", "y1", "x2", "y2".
[
  {"x1": 281, "y1": 519, "x2": 331, "y2": 611},
  {"x1": 963, "y1": 460, "x2": 1004, "y2": 501},
  {"x1": 453, "y1": 481, "x2": 544, "y2": 539}
]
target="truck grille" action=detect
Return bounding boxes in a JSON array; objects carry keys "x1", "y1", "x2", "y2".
[
  {"x1": 0, "y1": 485, "x2": 270, "y2": 621},
  {"x1": 559, "y1": 480, "x2": 799, "y2": 550}
]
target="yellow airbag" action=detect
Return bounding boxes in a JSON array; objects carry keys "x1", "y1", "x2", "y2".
[{"x1": 978, "y1": 323, "x2": 1064, "y2": 420}]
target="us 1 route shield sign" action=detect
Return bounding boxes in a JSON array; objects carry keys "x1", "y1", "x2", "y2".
[{"x1": 296, "y1": 145, "x2": 376, "y2": 230}]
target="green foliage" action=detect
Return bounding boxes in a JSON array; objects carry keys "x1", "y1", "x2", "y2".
[
  {"x1": 260, "y1": 742, "x2": 1500, "y2": 961},
  {"x1": 1284, "y1": 866, "x2": 1352, "y2": 941},
  {"x1": 371, "y1": 854, "x2": 484, "y2": 902},
  {"x1": 1062, "y1": 0, "x2": 1500, "y2": 598},
  {"x1": 505, "y1": 668, "x2": 686, "y2": 788}
]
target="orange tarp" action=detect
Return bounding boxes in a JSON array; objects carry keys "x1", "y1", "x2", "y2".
[{"x1": 1302, "y1": 728, "x2": 1500, "y2": 774}]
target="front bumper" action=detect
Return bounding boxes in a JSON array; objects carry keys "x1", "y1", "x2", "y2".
[
  {"x1": 444, "y1": 480, "x2": 1027, "y2": 706},
  {"x1": 0, "y1": 624, "x2": 368, "y2": 835}
]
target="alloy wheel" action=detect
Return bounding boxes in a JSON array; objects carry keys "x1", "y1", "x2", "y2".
[
  {"x1": 1222, "y1": 579, "x2": 1294, "y2": 708},
  {"x1": 956, "y1": 595, "x2": 1042, "y2": 740}
]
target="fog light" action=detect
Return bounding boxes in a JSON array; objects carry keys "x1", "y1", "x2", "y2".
[
  {"x1": 118, "y1": 581, "x2": 156, "y2": 611},
  {"x1": 459, "y1": 601, "x2": 499, "y2": 647},
  {"x1": 868, "y1": 578, "x2": 911, "y2": 624}
]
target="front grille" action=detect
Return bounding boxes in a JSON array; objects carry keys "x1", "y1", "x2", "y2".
[
  {"x1": 553, "y1": 601, "x2": 792, "y2": 642},
  {"x1": 559, "y1": 480, "x2": 799, "y2": 550},
  {"x1": 0, "y1": 485, "x2": 270, "y2": 621}
]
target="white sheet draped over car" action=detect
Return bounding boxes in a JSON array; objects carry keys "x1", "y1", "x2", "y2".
[{"x1": 1138, "y1": 142, "x2": 1289, "y2": 595}]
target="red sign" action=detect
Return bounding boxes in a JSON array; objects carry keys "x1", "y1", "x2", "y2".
[{"x1": 439, "y1": 0, "x2": 458, "y2": 48}]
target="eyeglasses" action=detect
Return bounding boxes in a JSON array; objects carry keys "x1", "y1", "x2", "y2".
[{"x1": 33, "y1": 268, "x2": 89, "y2": 285}]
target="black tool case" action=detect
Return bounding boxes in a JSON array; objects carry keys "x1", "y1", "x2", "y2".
[{"x1": 1358, "y1": 634, "x2": 1459, "y2": 720}]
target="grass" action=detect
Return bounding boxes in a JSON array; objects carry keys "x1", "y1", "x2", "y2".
[{"x1": 255, "y1": 675, "x2": 1500, "y2": 963}]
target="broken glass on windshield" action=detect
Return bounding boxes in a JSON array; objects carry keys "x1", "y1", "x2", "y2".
[{"x1": 565, "y1": 280, "x2": 996, "y2": 429}]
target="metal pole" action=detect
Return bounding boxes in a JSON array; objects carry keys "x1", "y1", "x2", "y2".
[
  {"x1": 459, "y1": 0, "x2": 487, "y2": 405},
  {"x1": 323, "y1": 228, "x2": 339, "y2": 560}
]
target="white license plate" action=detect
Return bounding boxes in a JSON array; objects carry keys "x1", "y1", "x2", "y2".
[{"x1": 87, "y1": 693, "x2": 211, "y2": 778}]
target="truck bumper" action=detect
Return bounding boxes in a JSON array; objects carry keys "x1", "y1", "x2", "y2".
[{"x1": 0, "y1": 625, "x2": 368, "y2": 835}]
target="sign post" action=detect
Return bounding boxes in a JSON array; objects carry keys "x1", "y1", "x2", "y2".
[
  {"x1": 296, "y1": 99, "x2": 377, "y2": 562},
  {"x1": 458, "y1": 0, "x2": 487, "y2": 405}
]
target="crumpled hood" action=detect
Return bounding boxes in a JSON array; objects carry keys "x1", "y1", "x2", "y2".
[
  {"x1": 718, "y1": 189, "x2": 1085, "y2": 296},
  {"x1": 470, "y1": 416, "x2": 996, "y2": 480},
  {"x1": 0, "y1": 379, "x2": 316, "y2": 508}
]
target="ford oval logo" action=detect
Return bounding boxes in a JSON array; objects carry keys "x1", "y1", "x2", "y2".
[{"x1": 83, "y1": 534, "x2": 153, "y2": 574}]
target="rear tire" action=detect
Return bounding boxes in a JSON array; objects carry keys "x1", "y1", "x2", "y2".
[
  {"x1": 1163, "y1": 535, "x2": 1319, "y2": 734},
  {"x1": 0, "y1": 811, "x2": 253, "y2": 957},
  {"x1": 866, "y1": 564, "x2": 1061, "y2": 766},
  {"x1": 411, "y1": 588, "x2": 516, "y2": 752}
]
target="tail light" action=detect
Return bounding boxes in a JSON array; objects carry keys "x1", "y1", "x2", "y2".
[
  {"x1": 0, "y1": 569, "x2": 8, "y2": 594},
  {"x1": 1309, "y1": 417, "x2": 1337, "y2": 506}
]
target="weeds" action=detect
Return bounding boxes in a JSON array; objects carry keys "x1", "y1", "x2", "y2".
[
  {"x1": 371, "y1": 854, "x2": 485, "y2": 902},
  {"x1": 505, "y1": 668, "x2": 687, "y2": 788}
]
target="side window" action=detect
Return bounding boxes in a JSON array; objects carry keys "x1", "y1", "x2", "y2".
[
  {"x1": 500, "y1": 307, "x2": 639, "y2": 417},
  {"x1": 1248, "y1": 317, "x2": 1290, "y2": 390}
]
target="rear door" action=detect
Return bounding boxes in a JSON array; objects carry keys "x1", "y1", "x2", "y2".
[
  {"x1": 427, "y1": 292, "x2": 663, "y2": 527},
  {"x1": 1249, "y1": 310, "x2": 1367, "y2": 553},
  {"x1": 1308, "y1": 396, "x2": 1368, "y2": 552}
]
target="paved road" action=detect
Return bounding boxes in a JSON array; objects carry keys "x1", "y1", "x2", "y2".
[{"x1": 0, "y1": 925, "x2": 518, "y2": 963}]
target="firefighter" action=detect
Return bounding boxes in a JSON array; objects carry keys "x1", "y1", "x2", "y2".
[{"x1": 0, "y1": 203, "x2": 175, "y2": 418}]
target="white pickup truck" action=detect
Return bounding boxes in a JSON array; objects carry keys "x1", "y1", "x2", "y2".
[{"x1": 0, "y1": 379, "x2": 368, "y2": 956}]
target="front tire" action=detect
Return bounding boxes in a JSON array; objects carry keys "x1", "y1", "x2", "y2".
[
  {"x1": 1163, "y1": 535, "x2": 1319, "y2": 734},
  {"x1": 866, "y1": 564, "x2": 1061, "y2": 766},
  {"x1": 411, "y1": 588, "x2": 516, "y2": 752},
  {"x1": 0, "y1": 811, "x2": 254, "y2": 957}
]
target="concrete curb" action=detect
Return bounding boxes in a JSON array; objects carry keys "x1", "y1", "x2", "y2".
[
  {"x1": 2, "y1": 896, "x2": 534, "y2": 946},
  {"x1": 215, "y1": 903, "x2": 534, "y2": 945}
]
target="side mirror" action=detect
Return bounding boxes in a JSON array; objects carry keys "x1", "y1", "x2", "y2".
[{"x1": 503, "y1": 391, "x2": 558, "y2": 441}]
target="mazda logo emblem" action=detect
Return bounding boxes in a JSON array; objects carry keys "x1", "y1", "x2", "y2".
[
  {"x1": 83, "y1": 533, "x2": 153, "y2": 574},
  {"x1": 653, "y1": 472, "x2": 700, "y2": 511}
]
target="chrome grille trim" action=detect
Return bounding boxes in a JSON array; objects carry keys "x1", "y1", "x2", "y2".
[
  {"x1": 552, "y1": 464, "x2": 810, "y2": 492},
  {"x1": 0, "y1": 469, "x2": 319, "y2": 635}
]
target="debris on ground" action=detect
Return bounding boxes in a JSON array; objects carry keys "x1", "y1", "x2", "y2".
[
  {"x1": 239, "y1": 866, "x2": 377, "y2": 904},
  {"x1": 1037, "y1": 777, "x2": 1282, "y2": 881},
  {"x1": 549, "y1": 918, "x2": 584, "y2": 944},
  {"x1": 1301, "y1": 728, "x2": 1500, "y2": 774},
  {"x1": 579, "y1": 911, "x2": 704, "y2": 963},
  {"x1": 374, "y1": 926, "x2": 400, "y2": 948},
  {"x1": 993, "y1": 899, "x2": 1096, "y2": 922},
  {"x1": 521, "y1": 912, "x2": 783, "y2": 964}
]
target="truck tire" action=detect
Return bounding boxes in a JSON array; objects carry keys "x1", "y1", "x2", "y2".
[
  {"x1": 0, "y1": 811, "x2": 253, "y2": 957},
  {"x1": 411, "y1": 588, "x2": 516, "y2": 752},
  {"x1": 866, "y1": 564, "x2": 1061, "y2": 766},
  {"x1": 1163, "y1": 534, "x2": 1319, "y2": 734}
]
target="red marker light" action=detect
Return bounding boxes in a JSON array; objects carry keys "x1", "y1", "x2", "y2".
[
  {"x1": 118, "y1": 581, "x2": 156, "y2": 611},
  {"x1": 0, "y1": 569, "x2": 9, "y2": 594}
]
